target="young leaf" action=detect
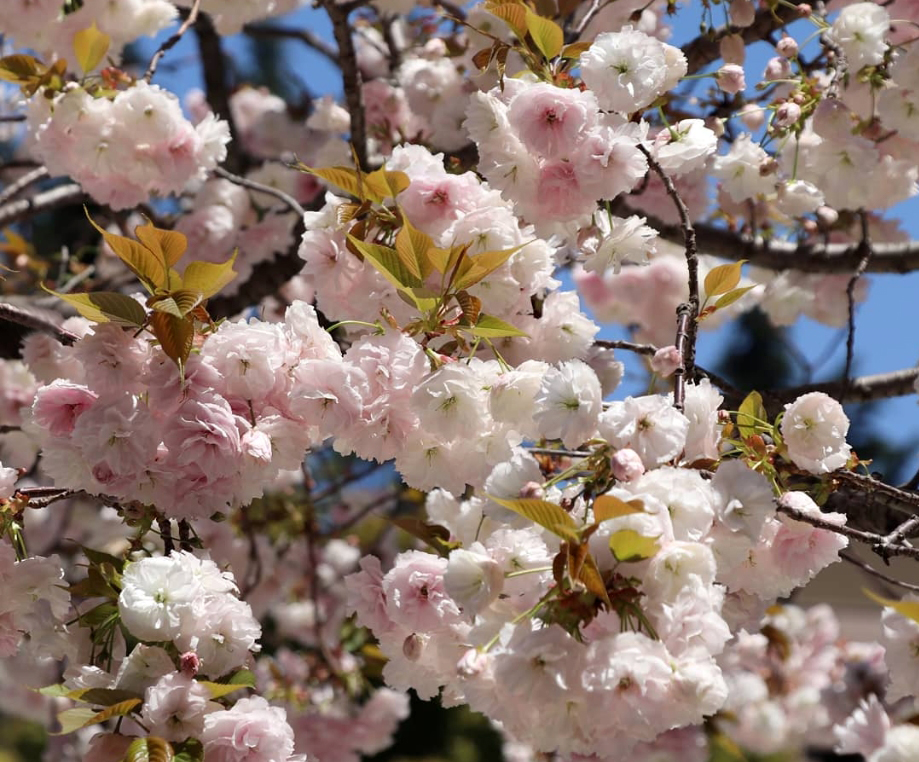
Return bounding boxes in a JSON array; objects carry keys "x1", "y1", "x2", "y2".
[
  {"x1": 864, "y1": 588, "x2": 919, "y2": 625},
  {"x1": 86, "y1": 211, "x2": 168, "y2": 294},
  {"x1": 486, "y1": 496, "x2": 580, "y2": 543},
  {"x1": 149, "y1": 290, "x2": 204, "y2": 318},
  {"x1": 291, "y1": 163, "x2": 364, "y2": 200},
  {"x1": 452, "y1": 243, "x2": 524, "y2": 291},
  {"x1": 592, "y1": 495, "x2": 645, "y2": 523},
  {"x1": 577, "y1": 552, "x2": 611, "y2": 606},
  {"x1": 149, "y1": 310, "x2": 194, "y2": 371},
  {"x1": 703, "y1": 260, "x2": 745, "y2": 297},
  {"x1": 388, "y1": 516, "x2": 458, "y2": 557},
  {"x1": 68, "y1": 688, "x2": 144, "y2": 707},
  {"x1": 52, "y1": 699, "x2": 142, "y2": 735},
  {"x1": 460, "y1": 313, "x2": 528, "y2": 339},
  {"x1": 609, "y1": 529, "x2": 660, "y2": 563},
  {"x1": 223, "y1": 669, "x2": 257, "y2": 688},
  {"x1": 0, "y1": 54, "x2": 45, "y2": 85},
  {"x1": 134, "y1": 221, "x2": 187, "y2": 269},
  {"x1": 42, "y1": 287, "x2": 147, "y2": 328},
  {"x1": 363, "y1": 168, "x2": 410, "y2": 202},
  {"x1": 525, "y1": 9, "x2": 563, "y2": 60},
  {"x1": 713, "y1": 285, "x2": 757, "y2": 310},
  {"x1": 124, "y1": 736, "x2": 175, "y2": 762},
  {"x1": 736, "y1": 390, "x2": 766, "y2": 440},
  {"x1": 348, "y1": 236, "x2": 424, "y2": 291},
  {"x1": 198, "y1": 681, "x2": 248, "y2": 700},
  {"x1": 455, "y1": 290, "x2": 482, "y2": 327},
  {"x1": 485, "y1": 1, "x2": 528, "y2": 40},
  {"x1": 73, "y1": 23, "x2": 110, "y2": 74},
  {"x1": 181, "y1": 253, "x2": 238, "y2": 300},
  {"x1": 395, "y1": 218, "x2": 433, "y2": 280},
  {"x1": 560, "y1": 41, "x2": 592, "y2": 59}
]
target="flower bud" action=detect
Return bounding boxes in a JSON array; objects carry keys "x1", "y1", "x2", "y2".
[
  {"x1": 716, "y1": 64, "x2": 746, "y2": 94},
  {"x1": 610, "y1": 449, "x2": 645, "y2": 483},
  {"x1": 776, "y1": 35, "x2": 798, "y2": 59},
  {"x1": 650, "y1": 345, "x2": 682, "y2": 378},
  {"x1": 739, "y1": 104, "x2": 765, "y2": 130},
  {"x1": 774, "y1": 101, "x2": 802, "y2": 128},
  {"x1": 764, "y1": 56, "x2": 791, "y2": 81},
  {"x1": 519, "y1": 481, "x2": 545, "y2": 499},
  {"x1": 180, "y1": 651, "x2": 200, "y2": 677},
  {"x1": 730, "y1": 0, "x2": 756, "y2": 27},
  {"x1": 403, "y1": 633, "x2": 424, "y2": 661}
]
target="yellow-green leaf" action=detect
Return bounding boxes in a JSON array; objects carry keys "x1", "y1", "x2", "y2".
[
  {"x1": 525, "y1": 8, "x2": 563, "y2": 61},
  {"x1": 395, "y1": 218, "x2": 432, "y2": 280},
  {"x1": 0, "y1": 54, "x2": 45, "y2": 85},
  {"x1": 0, "y1": 228, "x2": 32, "y2": 256},
  {"x1": 560, "y1": 41, "x2": 592, "y2": 59},
  {"x1": 86, "y1": 211, "x2": 168, "y2": 294},
  {"x1": 42, "y1": 287, "x2": 147, "y2": 328},
  {"x1": 864, "y1": 588, "x2": 919, "y2": 625},
  {"x1": 609, "y1": 529, "x2": 659, "y2": 563},
  {"x1": 149, "y1": 290, "x2": 203, "y2": 318},
  {"x1": 181, "y1": 253, "x2": 238, "y2": 300},
  {"x1": 364, "y1": 168, "x2": 410, "y2": 202},
  {"x1": 592, "y1": 495, "x2": 645, "y2": 523},
  {"x1": 124, "y1": 736, "x2": 175, "y2": 762},
  {"x1": 52, "y1": 698, "x2": 141, "y2": 735},
  {"x1": 577, "y1": 552, "x2": 611, "y2": 606},
  {"x1": 460, "y1": 313, "x2": 527, "y2": 339},
  {"x1": 149, "y1": 311, "x2": 194, "y2": 371},
  {"x1": 713, "y1": 284, "x2": 757, "y2": 310},
  {"x1": 198, "y1": 681, "x2": 248, "y2": 700},
  {"x1": 455, "y1": 290, "x2": 482, "y2": 326},
  {"x1": 135, "y1": 220, "x2": 187, "y2": 269},
  {"x1": 736, "y1": 390, "x2": 766, "y2": 440},
  {"x1": 292, "y1": 163, "x2": 364, "y2": 200},
  {"x1": 348, "y1": 236, "x2": 424, "y2": 291},
  {"x1": 485, "y1": 1, "x2": 528, "y2": 40},
  {"x1": 66, "y1": 688, "x2": 143, "y2": 706},
  {"x1": 73, "y1": 23, "x2": 110, "y2": 74},
  {"x1": 703, "y1": 260, "x2": 745, "y2": 297},
  {"x1": 486, "y1": 496, "x2": 579, "y2": 542},
  {"x1": 452, "y1": 243, "x2": 524, "y2": 291}
]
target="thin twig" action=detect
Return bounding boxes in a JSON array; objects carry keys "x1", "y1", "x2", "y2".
[
  {"x1": 839, "y1": 550, "x2": 919, "y2": 594},
  {"x1": 0, "y1": 302, "x2": 79, "y2": 345},
  {"x1": 0, "y1": 166, "x2": 49, "y2": 206},
  {"x1": 144, "y1": 0, "x2": 201, "y2": 82},
  {"x1": 638, "y1": 145, "x2": 700, "y2": 380},
  {"x1": 321, "y1": 0, "x2": 369, "y2": 171},
  {"x1": 0, "y1": 115, "x2": 25, "y2": 123},
  {"x1": 214, "y1": 166, "x2": 306, "y2": 216},
  {"x1": 594, "y1": 338, "x2": 657, "y2": 356},
  {"x1": 572, "y1": 0, "x2": 605, "y2": 38},
  {"x1": 243, "y1": 23, "x2": 341, "y2": 68},
  {"x1": 673, "y1": 304, "x2": 692, "y2": 412},
  {"x1": 843, "y1": 212, "x2": 872, "y2": 390}
]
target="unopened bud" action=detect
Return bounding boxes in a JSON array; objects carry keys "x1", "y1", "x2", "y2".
[
  {"x1": 180, "y1": 651, "x2": 200, "y2": 677},
  {"x1": 774, "y1": 101, "x2": 802, "y2": 128},
  {"x1": 776, "y1": 35, "x2": 798, "y2": 59},
  {"x1": 797, "y1": 4, "x2": 812, "y2": 17},
  {"x1": 739, "y1": 104, "x2": 765, "y2": 130},
  {"x1": 610, "y1": 449, "x2": 645, "y2": 483},
  {"x1": 650, "y1": 345, "x2": 682, "y2": 378},
  {"x1": 403, "y1": 633, "x2": 424, "y2": 661},
  {"x1": 730, "y1": 0, "x2": 756, "y2": 27},
  {"x1": 759, "y1": 158, "x2": 779, "y2": 177},
  {"x1": 519, "y1": 481, "x2": 545, "y2": 500},
  {"x1": 764, "y1": 56, "x2": 791, "y2": 81},
  {"x1": 716, "y1": 64, "x2": 746, "y2": 94}
]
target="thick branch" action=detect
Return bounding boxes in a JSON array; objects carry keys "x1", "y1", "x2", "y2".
[
  {"x1": 0, "y1": 302, "x2": 79, "y2": 346},
  {"x1": 770, "y1": 367, "x2": 919, "y2": 407},
  {"x1": 321, "y1": 0, "x2": 369, "y2": 171},
  {"x1": 0, "y1": 183, "x2": 85, "y2": 227},
  {"x1": 194, "y1": 12, "x2": 244, "y2": 174}
]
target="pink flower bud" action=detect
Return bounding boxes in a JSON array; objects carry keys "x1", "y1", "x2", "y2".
[
  {"x1": 730, "y1": 0, "x2": 756, "y2": 27},
  {"x1": 720, "y1": 34, "x2": 746, "y2": 65},
  {"x1": 610, "y1": 449, "x2": 645, "y2": 482},
  {"x1": 739, "y1": 104, "x2": 766, "y2": 130},
  {"x1": 403, "y1": 633, "x2": 424, "y2": 661},
  {"x1": 764, "y1": 56, "x2": 791, "y2": 81},
  {"x1": 650, "y1": 345, "x2": 682, "y2": 378},
  {"x1": 774, "y1": 101, "x2": 802, "y2": 128},
  {"x1": 180, "y1": 651, "x2": 200, "y2": 677},
  {"x1": 519, "y1": 481, "x2": 545, "y2": 499},
  {"x1": 776, "y1": 35, "x2": 798, "y2": 58},
  {"x1": 716, "y1": 64, "x2": 746, "y2": 94}
]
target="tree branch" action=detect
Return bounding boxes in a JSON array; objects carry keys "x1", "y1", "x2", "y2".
[
  {"x1": 194, "y1": 11, "x2": 244, "y2": 174},
  {"x1": 243, "y1": 23, "x2": 341, "y2": 69},
  {"x1": 214, "y1": 166, "x2": 305, "y2": 216},
  {"x1": 0, "y1": 302, "x2": 79, "y2": 346},
  {"x1": 0, "y1": 166, "x2": 49, "y2": 206},
  {"x1": 145, "y1": 0, "x2": 201, "y2": 82},
  {"x1": 843, "y1": 213, "x2": 872, "y2": 388},
  {"x1": 320, "y1": 0, "x2": 369, "y2": 171},
  {"x1": 0, "y1": 183, "x2": 85, "y2": 228}
]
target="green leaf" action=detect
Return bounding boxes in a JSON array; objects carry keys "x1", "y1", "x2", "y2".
[
  {"x1": 223, "y1": 669, "x2": 257, "y2": 688},
  {"x1": 149, "y1": 289, "x2": 204, "y2": 318},
  {"x1": 394, "y1": 218, "x2": 432, "y2": 280},
  {"x1": 0, "y1": 54, "x2": 45, "y2": 85},
  {"x1": 736, "y1": 390, "x2": 766, "y2": 440},
  {"x1": 292, "y1": 164, "x2": 364, "y2": 200},
  {"x1": 560, "y1": 41, "x2": 592, "y2": 59},
  {"x1": 181, "y1": 253, "x2": 238, "y2": 301},
  {"x1": 149, "y1": 310, "x2": 194, "y2": 371},
  {"x1": 713, "y1": 285, "x2": 757, "y2": 310},
  {"x1": 81, "y1": 546, "x2": 125, "y2": 573},
  {"x1": 79, "y1": 601, "x2": 119, "y2": 628},
  {"x1": 388, "y1": 516, "x2": 458, "y2": 557},
  {"x1": 486, "y1": 496, "x2": 580, "y2": 543},
  {"x1": 172, "y1": 739, "x2": 204, "y2": 762},
  {"x1": 198, "y1": 681, "x2": 249, "y2": 700},
  {"x1": 52, "y1": 699, "x2": 141, "y2": 735},
  {"x1": 348, "y1": 236, "x2": 424, "y2": 291},
  {"x1": 592, "y1": 495, "x2": 645, "y2": 523},
  {"x1": 609, "y1": 529, "x2": 659, "y2": 563},
  {"x1": 124, "y1": 736, "x2": 175, "y2": 762},
  {"x1": 86, "y1": 210, "x2": 168, "y2": 294},
  {"x1": 42, "y1": 287, "x2": 147, "y2": 328},
  {"x1": 703, "y1": 260, "x2": 745, "y2": 297},
  {"x1": 864, "y1": 588, "x2": 919, "y2": 625},
  {"x1": 452, "y1": 243, "x2": 524, "y2": 291},
  {"x1": 73, "y1": 23, "x2": 110, "y2": 74},
  {"x1": 363, "y1": 168, "x2": 410, "y2": 202},
  {"x1": 38, "y1": 683, "x2": 73, "y2": 698},
  {"x1": 460, "y1": 313, "x2": 527, "y2": 339},
  {"x1": 67, "y1": 688, "x2": 143, "y2": 707},
  {"x1": 525, "y1": 8, "x2": 563, "y2": 60},
  {"x1": 134, "y1": 220, "x2": 187, "y2": 269},
  {"x1": 68, "y1": 566, "x2": 117, "y2": 600}
]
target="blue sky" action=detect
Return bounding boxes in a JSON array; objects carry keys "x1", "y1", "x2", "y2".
[{"x1": 136, "y1": 2, "x2": 919, "y2": 476}]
